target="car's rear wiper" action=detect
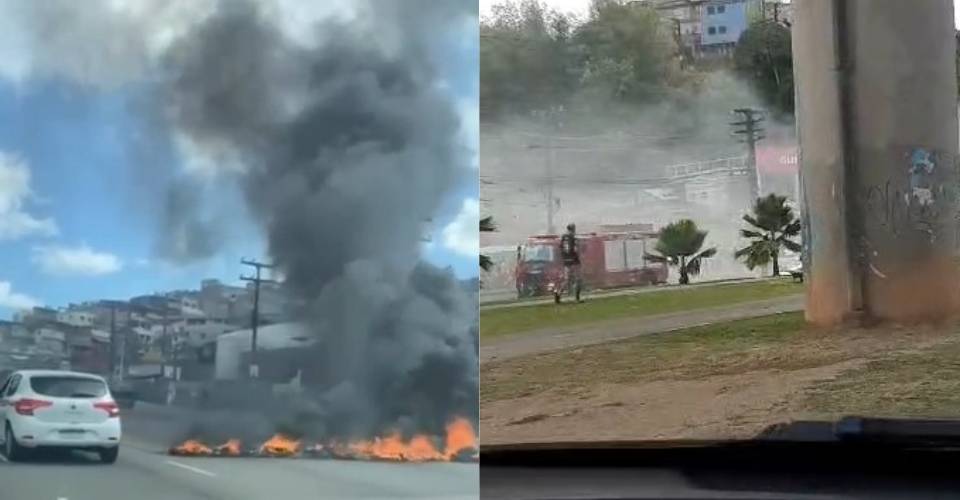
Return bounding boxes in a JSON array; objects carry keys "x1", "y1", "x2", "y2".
[{"x1": 833, "y1": 416, "x2": 960, "y2": 445}]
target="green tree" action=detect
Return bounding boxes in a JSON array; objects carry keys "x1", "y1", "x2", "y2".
[
  {"x1": 734, "y1": 20, "x2": 793, "y2": 116},
  {"x1": 645, "y1": 219, "x2": 717, "y2": 285},
  {"x1": 734, "y1": 194, "x2": 802, "y2": 276},
  {"x1": 480, "y1": 1, "x2": 578, "y2": 120},
  {"x1": 480, "y1": 216, "x2": 496, "y2": 272},
  {"x1": 480, "y1": 0, "x2": 693, "y2": 121},
  {"x1": 574, "y1": 1, "x2": 683, "y2": 104}
]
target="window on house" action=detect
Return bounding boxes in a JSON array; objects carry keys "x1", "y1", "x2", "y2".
[
  {"x1": 718, "y1": 5, "x2": 725, "y2": 13},
  {"x1": 708, "y1": 26, "x2": 716, "y2": 35},
  {"x1": 719, "y1": 26, "x2": 727, "y2": 34},
  {"x1": 707, "y1": 6, "x2": 715, "y2": 14}
]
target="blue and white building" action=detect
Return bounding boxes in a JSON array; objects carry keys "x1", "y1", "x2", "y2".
[{"x1": 700, "y1": 0, "x2": 755, "y2": 53}]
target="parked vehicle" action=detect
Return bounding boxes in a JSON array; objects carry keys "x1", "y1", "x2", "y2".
[
  {"x1": 0, "y1": 370, "x2": 121, "y2": 463},
  {"x1": 515, "y1": 229, "x2": 668, "y2": 298}
]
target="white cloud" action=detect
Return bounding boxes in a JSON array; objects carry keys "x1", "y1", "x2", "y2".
[
  {"x1": 0, "y1": 152, "x2": 58, "y2": 240},
  {"x1": 0, "y1": 281, "x2": 39, "y2": 310},
  {"x1": 0, "y1": 0, "x2": 218, "y2": 88},
  {"x1": 0, "y1": 0, "x2": 359, "y2": 87},
  {"x1": 32, "y1": 245, "x2": 123, "y2": 276},
  {"x1": 441, "y1": 198, "x2": 479, "y2": 256}
]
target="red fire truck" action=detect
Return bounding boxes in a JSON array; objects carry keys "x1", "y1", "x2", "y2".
[{"x1": 515, "y1": 228, "x2": 668, "y2": 298}]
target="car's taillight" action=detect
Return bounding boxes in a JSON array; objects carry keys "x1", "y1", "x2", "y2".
[
  {"x1": 94, "y1": 401, "x2": 119, "y2": 418},
  {"x1": 13, "y1": 398, "x2": 53, "y2": 416}
]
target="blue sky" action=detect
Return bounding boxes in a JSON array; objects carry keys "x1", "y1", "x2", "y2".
[{"x1": 0, "y1": 3, "x2": 479, "y2": 317}]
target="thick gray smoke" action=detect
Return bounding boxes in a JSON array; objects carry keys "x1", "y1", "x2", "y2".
[
  {"x1": 157, "y1": 0, "x2": 478, "y2": 438},
  {"x1": 2, "y1": 0, "x2": 479, "y2": 441}
]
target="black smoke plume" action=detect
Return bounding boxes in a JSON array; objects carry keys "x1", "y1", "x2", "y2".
[{"x1": 159, "y1": 0, "x2": 478, "y2": 439}]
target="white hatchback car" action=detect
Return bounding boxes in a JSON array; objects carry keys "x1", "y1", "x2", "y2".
[{"x1": 0, "y1": 370, "x2": 121, "y2": 463}]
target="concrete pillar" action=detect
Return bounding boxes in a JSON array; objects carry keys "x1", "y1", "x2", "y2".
[
  {"x1": 792, "y1": 0, "x2": 859, "y2": 325},
  {"x1": 793, "y1": 0, "x2": 960, "y2": 325}
]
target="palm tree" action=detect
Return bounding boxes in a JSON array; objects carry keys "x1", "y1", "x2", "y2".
[
  {"x1": 480, "y1": 216, "x2": 496, "y2": 272},
  {"x1": 645, "y1": 219, "x2": 717, "y2": 285},
  {"x1": 735, "y1": 194, "x2": 802, "y2": 276}
]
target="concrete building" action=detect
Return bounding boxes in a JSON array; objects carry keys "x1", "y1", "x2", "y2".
[
  {"x1": 199, "y1": 279, "x2": 248, "y2": 321},
  {"x1": 637, "y1": 0, "x2": 790, "y2": 58},
  {"x1": 213, "y1": 322, "x2": 315, "y2": 380},
  {"x1": 56, "y1": 309, "x2": 96, "y2": 328},
  {"x1": 179, "y1": 317, "x2": 234, "y2": 347},
  {"x1": 14, "y1": 307, "x2": 59, "y2": 325},
  {"x1": 700, "y1": 0, "x2": 755, "y2": 54}
]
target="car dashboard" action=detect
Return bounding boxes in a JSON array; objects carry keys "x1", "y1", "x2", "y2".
[{"x1": 481, "y1": 440, "x2": 960, "y2": 499}]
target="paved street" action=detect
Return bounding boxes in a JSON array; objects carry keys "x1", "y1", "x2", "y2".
[
  {"x1": 480, "y1": 277, "x2": 771, "y2": 309},
  {"x1": 0, "y1": 405, "x2": 478, "y2": 500},
  {"x1": 481, "y1": 294, "x2": 805, "y2": 364}
]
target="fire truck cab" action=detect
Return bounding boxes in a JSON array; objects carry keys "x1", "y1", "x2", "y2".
[{"x1": 515, "y1": 229, "x2": 668, "y2": 298}]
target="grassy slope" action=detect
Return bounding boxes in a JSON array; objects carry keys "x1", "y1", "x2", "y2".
[
  {"x1": 480, "y1": 279, "x2": 802, "y2": 339},
  {"x1": 482, "y1": 312, "x2": 808, "y2": 404},
  {"x1": 799, "y1": 339, "x2": 960, "y2": 418}
]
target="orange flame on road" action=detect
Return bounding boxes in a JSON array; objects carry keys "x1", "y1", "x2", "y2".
[
  {"x1": 216, "y1": 439, "x2": 242, "y2": 457},
  {"x1": 343, "y1": 418, "x2": 477, "y2": 462},
  {"x1": 170, "y1": 440, "x2": 213, "y2": 456},
  {"x1": 168, "y1": 416, "x2": 477, "y2": 461},
  {"x1": 259, "y1": 434, "x2": 301, "y2": 457},
  {"x1": 444, "y1": 417, "x2": 478, "y2": 459}
]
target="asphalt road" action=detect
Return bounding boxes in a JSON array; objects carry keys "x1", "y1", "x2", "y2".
[
  {"x1": 0, "y1": 405, "x2": 478, "y2": 500},
  {"x1": 481, "y1": 294, "x2": 805, "y2": 364},
  {"x1": 480, "y1": 276, "x2": 773, "y2": 309}
]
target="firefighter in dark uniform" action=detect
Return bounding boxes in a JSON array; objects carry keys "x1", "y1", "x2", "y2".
[{"x1": 557, "y1": 223, "x2": 583, "y2": 303}]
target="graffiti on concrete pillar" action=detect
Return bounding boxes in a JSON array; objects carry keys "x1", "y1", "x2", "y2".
[
  {"x1": 908, "y1": 148, "x2": 936, "y2": 207},
  {"x1": 861, "y1": 148, "x2": 952, "y2": 245}
]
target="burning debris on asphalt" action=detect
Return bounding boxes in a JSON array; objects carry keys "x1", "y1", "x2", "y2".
[{"x1": 169, "y1": 417, "x2": 479, "y2": 462}]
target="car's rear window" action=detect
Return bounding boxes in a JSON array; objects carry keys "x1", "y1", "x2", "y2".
[{"x1": 30, "y1": 376, "x2": 107, "y2": 398}]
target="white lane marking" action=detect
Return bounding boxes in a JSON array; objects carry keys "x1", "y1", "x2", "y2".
[
  {"x1": 164, "y1": 460, "x2": 217, "y2": 478},
  {"x1": 57, "y1": 497, "x2": 68, "y2": 500}
]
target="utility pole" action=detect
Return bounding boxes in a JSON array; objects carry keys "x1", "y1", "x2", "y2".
[
  {"x1": 546, "y1": 134, "x2": 556, "y2": 234},
  {"x1": 542, "y1": 105, "x2": 564, "y2": 235},
  {"x1": 108, "y1": 304, "x2": 119, "y2": 380},
  {"x1": 240, "y1": 259, "x2": 276, "y2": 379},
  {"x1": 731, "y1": 107, "x2": 765, "y2": 202},
  {"x1": 160, "y1": 304, "x2": 169, "y2": 378}
]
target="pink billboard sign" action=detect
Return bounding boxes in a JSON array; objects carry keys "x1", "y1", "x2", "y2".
[{"x1": 756, "y1": 145, "x2": 798, "y2": 175}]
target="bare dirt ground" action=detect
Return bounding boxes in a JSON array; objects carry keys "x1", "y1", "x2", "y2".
[{"x1": 480, "y1": 314, "x2": 960, "y2": 445}]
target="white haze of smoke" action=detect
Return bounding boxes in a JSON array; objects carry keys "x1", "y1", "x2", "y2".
[{"x1": 481, "y1": 72, "x2": 796, "y2": 280}]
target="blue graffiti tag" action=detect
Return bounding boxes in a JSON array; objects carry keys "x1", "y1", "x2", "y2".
[{"x1": 908, "y1": 148, "x2": 936, "y2": 207}]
